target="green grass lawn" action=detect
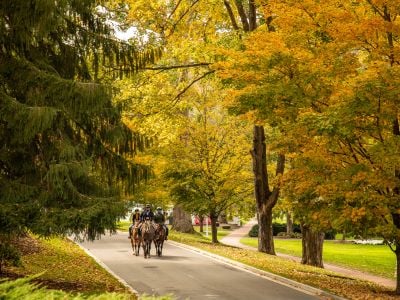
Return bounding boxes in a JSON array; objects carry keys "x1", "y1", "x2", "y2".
[
  {"x1": 117, "y1": 220, "x2": 131, "y2": 231},
  {"x1": 240, "y1": 237, "x2": 396, "y2": 279},
  {"x1": 193, "y1": 225, "x2": 232, "y2": 240}
]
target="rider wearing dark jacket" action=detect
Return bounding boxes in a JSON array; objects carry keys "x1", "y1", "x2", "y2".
[
  {"x1": 140, "y1": 204, "x2": 154, "y2": 221},
  {"x1": 154, "y1": 207, "x2": 168, "y2": 240}
]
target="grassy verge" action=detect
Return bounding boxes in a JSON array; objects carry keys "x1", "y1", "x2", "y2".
[
  {"x1": 2, "y1": 235, "x2": 135, "y2": 299},
  {"x1": 240, "y1": 237, "x2": 396, "y2": 279},
  {"x1": 169, "y1": 230, "x2": 397, "y2": 299},
  {"x1": 193, "y1": 225, "x2": 232, "y2": 241},
  {"x1": 117, "y1": 220, "x2": 131, "y2": 231}
]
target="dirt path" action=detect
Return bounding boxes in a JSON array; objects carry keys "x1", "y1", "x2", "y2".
[{"x1": 220, "y1": 219, "x2": 396, "y2": 289}]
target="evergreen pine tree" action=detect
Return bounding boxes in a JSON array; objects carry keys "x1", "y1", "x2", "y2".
[{"x1": 0, "y1": 0, "x2": 158, "y2": 262}]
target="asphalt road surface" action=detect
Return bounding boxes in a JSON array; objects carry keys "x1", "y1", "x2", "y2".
[{"x1": 78, "y1": 232, "x2": 323, "y2": 300}]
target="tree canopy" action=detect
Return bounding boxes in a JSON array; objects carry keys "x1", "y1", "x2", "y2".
[{"x1": 0, "y1": 0, "x2": 158, "y2": 249}]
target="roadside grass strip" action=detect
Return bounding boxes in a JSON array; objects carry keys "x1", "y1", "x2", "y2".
[
  {"x1": 169, "y1": 230, "x2": 398, "y2": 300},
  {"x1": 3, "y1": 235, "x2": 135, "y2": 299},
  {"x1": 0, "y1": 276, "x2": 133, "y2": 300},
  {"x1": 241, "y1": 237, "x2": 396, "y2": 279}
]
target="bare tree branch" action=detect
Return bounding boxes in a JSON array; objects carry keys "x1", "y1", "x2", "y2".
[
  {"x1": 172, "y1": 70, "x2": 215, "y2": 104},
  {"x1": 143, "y1": 62, "x2": 211, "y2": 70}
]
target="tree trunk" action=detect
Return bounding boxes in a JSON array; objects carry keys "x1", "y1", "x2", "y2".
[
  {"x1": 286, "y1": 211, "x2": 293, "y2": 235},
  {"x1": 199, "y1": 215, "x2": 204, "y2": 233},
  {"x1": 251, "y1": 125, "x2": 285, "y2": 255},
  {"x1": 395, "y1": 244, "x2": 400, "y2": 294},
  {"x1": 301, "y1": 224, "x2": 324, "y2": 268},
  {"x1": 341, "y1": 230, "x2": 346, "y2": 242},
  {"x1": 258, "y1": 205, "x2": 275, "y2": 254},
  {"x1": 393, "y1": 117, "x2": 400, "y2": 294},
  {"x1": 172, "y1": 205, "x2": 194, "y2": 233},
  {"x1": 210, "y1": 212, "x2": 219, "y2": 243}
]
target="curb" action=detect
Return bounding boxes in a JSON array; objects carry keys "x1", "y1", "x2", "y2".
[
  {"x1": 167, "y1": 240, "x2": 346, "y2": 300},
  {"x1": 68, "y1": 237, "x2": 139, "y2": 296}
]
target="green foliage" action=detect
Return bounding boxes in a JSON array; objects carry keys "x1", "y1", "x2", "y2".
[
  {"x1": 0, "y1": 276, "x2": 131, "y2": 300},
  {"x1": 0, "y1": 243, "x2": 20, "y2": 273},
  {"x1": 0, "y1": 0, "x2": 158, "y2": 267},
  {"x1": 248, "y1": 224, "x2": 259, "y2": 237},
  {"x1": 248, "y1": 223, "x2": 302, "y2": 237}
]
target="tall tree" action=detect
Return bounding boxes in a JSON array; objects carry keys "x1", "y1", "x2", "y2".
[
  {"x1": 0, "y1": 0, "x2": 157, "y2": 262},
  {"x1": 165, "y1": 84, "x2": 253, "y2": 243},
  {"x1": 219, "y1": 0, "x2": 288, "y2": 255}
]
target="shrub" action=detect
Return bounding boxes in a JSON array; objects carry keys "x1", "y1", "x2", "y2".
[
  {"x1": 325, "y1": 230, "x2": 336, "y2": 240},
  {"x1": 272, "y1": 223, "x2": 286, "y2": 236},
  {"x1": 248, "y1": 224, "x2": 259, "y2": 237},
  {"x1": 276, "y1": 232, "x2": 302, "y2": 239},
  {"x1": 249, "y1": 223, "x2": 302, "y2": 237},
  {"x1": 0, "y1": 242, "x2": 20, "y2": 273}
]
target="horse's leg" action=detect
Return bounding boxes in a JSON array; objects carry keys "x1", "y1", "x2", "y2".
[
  {"x1": 134, "y1": 240, "x2": 138, "y2": 256},
  {"x1": 130, "y1": 238, "x2": 134, "y2": 255}
]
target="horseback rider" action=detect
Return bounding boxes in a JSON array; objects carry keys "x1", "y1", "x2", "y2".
[
  {"x1": 136, "y1": 204, "x2": 154, "y2": 236},
  {"x1": 140, "y1": 204, "x2": 154, "y2": 222},
  {"x1": 128, "y1": 208, "x2": 141, "y2": 239},
  {"x1": 154, "y1": 207, "x2": 169, "y2": 240}
]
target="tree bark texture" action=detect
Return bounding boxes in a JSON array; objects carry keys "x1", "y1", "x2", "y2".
[
  {"x1": 210, "y1": 212, "x2": 219, "y2": 243},
  {"x1": 233, "y1": 0, "x2": 249, "y2": 31},
  {"x1": 395, "y1": 244, "x2": 400, "y2": 294},
  {"x1": 301, "y1": 224, "x2": 324, "y2": 268},
  {"x1": 258, "y1": 206, "x2": 275, "y2": 254},
  {"x1": 286, "y1": 211, "x2": 293, "y2": 235},
  {"x1": 251, "y1": 126, "x2": 285, "y2": 254},
  {"x1": 199, "y1": 215, "x2": 204, "y2": 233},
  {"x1": 393, "y1": 117, "x2": 400, "y2": 293},
  {"x1": 223, "y1": 0, "x2": 240, "y2": 31},
  {"x1": 172, "y1": 205, "x2": 194, "y2": 233}
]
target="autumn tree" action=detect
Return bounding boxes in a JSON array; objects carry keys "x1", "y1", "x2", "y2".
[
  {"x1": 120, "y1": 0, "x2": 286, "y2": 251},
  {"x1": 267, "y1": 0, "x2": 400, "y2": 281},
  {"x1": 164, "y1": 83, "x2": 253, "y2": 243},
  {"x1": 115, "y1": 0, "x2": 232, "y2": 232},
  {"x1": 214, "y1": 0, "x2": 358, "y2": 262},
  {"x1": 221, "y1": 0, "x2": 400, "y2": 280},
  {"x1": 0, "y1": 0, "x2": 157, "y2": 265}
]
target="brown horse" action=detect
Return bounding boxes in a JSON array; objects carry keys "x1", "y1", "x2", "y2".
[
  {"x1": 130, "y1": 220, "x2": 141, "y2": 256},
  {"x1": 141, "y1": 219, "x2": 155, "y2": 258},
  {"x1": 153, "y1": 224, "x2": 166, "y2": 257}
]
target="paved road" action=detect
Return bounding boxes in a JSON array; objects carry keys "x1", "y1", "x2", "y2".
[{"x1": 79, "y1": 232, "x2": 322, "y2": 300}]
